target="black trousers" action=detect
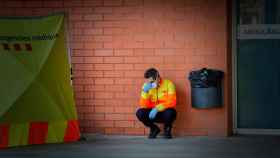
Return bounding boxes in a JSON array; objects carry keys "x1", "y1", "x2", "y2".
[{"x1": 136, "y1": 108, "x2": 177, "y2": 128}]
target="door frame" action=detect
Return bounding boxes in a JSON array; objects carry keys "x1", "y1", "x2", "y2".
[{"x1": 232, "y1": 0, "x2": 280, "y2": 135}]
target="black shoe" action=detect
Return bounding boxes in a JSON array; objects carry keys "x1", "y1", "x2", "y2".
[
  {"x1": 148, "y1": 125, "x2": 160, "y2": 139},
  {"x1": 164, "y1": 126, "x2": 172, "y2": 139}
]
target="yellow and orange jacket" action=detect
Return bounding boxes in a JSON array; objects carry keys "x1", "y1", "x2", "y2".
[{"x1": 139, "y1": 79, "x2": 176, "y2": 111}]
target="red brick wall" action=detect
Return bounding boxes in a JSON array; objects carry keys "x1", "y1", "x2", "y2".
[{"x1": 0, "y1": 0, "x2": 231, "y2": 136}]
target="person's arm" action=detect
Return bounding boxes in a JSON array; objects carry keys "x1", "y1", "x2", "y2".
[
  {"x1": 139, "y1": 83, "x2": 152, "y2": 108},
  {"x1": 155, "y1": 81, "x2": 176, "y2": 111}
]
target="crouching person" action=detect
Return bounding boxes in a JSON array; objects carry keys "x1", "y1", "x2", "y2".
[{"x1": 136, "y1": 68, "x2": 177, "y2": 139}]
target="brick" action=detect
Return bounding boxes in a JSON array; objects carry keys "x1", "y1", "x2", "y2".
[
  {"x1": 84, "y1": 85, "x2": 105, "y2": 91},
  {"x1": 143, "y1": 56, "x2": 164, "y2": 64},
  {"x1": 104, "y1": 41, "x2": 124, "y2": 49},
  {"x1": 124, "y1": 128, "x2": 145, "y2": 135},
  {"x1": 84, "y1": 14, "x2": 103, "y2": 21},
  {"x1": 185, "y1": 55, "x2": 206, "y2": 64},
  {"x1": 94, "y1": 49, "x2": 114, "y2": 56},
  {"x1": 77, "y1": 107, "x2": 92, "y2": 113},
  {"x1": 43, "y1": 1, "x2": 63, "y2": 7},
  {"x1": 113, "y1": 6, "x2": 142, "y2": 14},
  {"x1": 63, "y1": 0, "x2": 83, "y2": 7},
  {"x1": 95, "y1": 78, "x2": 114, "y2": 85},
  {"x1": 77, "y1": 106, "x2": 90, "y2": 113},
  {"x1": 94, "y1": 92, "x2": 114, "y2": 99},
  {"x1": 71, "y1": 42, "x2": 84, "y2": 49},
  {"x1": 94, "y1": 64, "x2": 114, "y2": 70},
  {"x1": 75, "y1": 92, "x2": 94, "y2": 99},
  {"x1": 133, "y1": 49, "x2": 154, "y2": 56},
  {"x1": 115, "y1": 92, "x2": 136, "y2": 99},
  {"x1": 83, "y1": 127, "x2": 105, "y2": 133},
  {"x1": 73, "y1": 78, "x2": 94, "y2": 85},
  {"x1": 124, "y1": 71, "x2": 143, "y2": 78},
  {"x1": 123, "y1": 42, "x2": 143, "y2": 49},
  {"x1": 114, "y1": 64, "x2": 134, "y2": 70},
  {"x1": 71, "y1": 35, "x2": 93, "y2": 42},
  {"x1": 83, "y1": 28, "x2": 103, "y2": 35},
  {"x1": 155, "y1": 49, "x2": 175, "y2": 56},
  {"x1": 105, "y1": 114, "x2": 125, "y2": 120},
  {"x1": 123, "y1": 85, "x2": 138, "y2": 92},
  {"x1": 71, "y1": 29, "x2": 83, "y2": 35},
  {"x1": 114, "y1": 78, "x2": 134, "y2": 85},
  {"x1": 86, "y1": 113, "x2": 105, "y2": 120},
  {"x1": 104, "y1": 14, "x2": 124, "y2": 20},
  {"x1": 164, "y1": 40, "x2": 185, "y2": 48},
  {"x1": 115, "y1": 121, "x2": 134, "y2": 128},
  {"x1": 175, "y1": 48, "x2": 196, "y2": 56},
  {"x1": 72, "y1": 50, "x2": 94, "y2": 57},
  {"x1": 104, "y1": 0, "x2": 122, "y2": 6},
  {"x1": 94, "y1": 120, "x2": 114, "y2": 128},
  {"x1": 0, "y1": 8, "x2": 14, "y2": 16},
  {"x1": 195, "y1": 48, "x2": 217, "y2": 56},
  {"x1": 134, "y1": 34, "x2": 154, "y2": 41},
  {"x1": 124, "y1": 0, "x2": 143, "y2": 6},
  {"x1": 105, "y1": 128, "x2": 124, "y2": 134},
  {"x1": 23, "y1": 0, "x2": 43, "y2": 7},
  {"x1": 73, "y1": 64, "x2": 93, "y2": 70},
  {"x1": 4, "y1": 0, "x2": 23, "y2": 7},
  {"x1": 83, "y1": 0, "x2": 103, "y2": 6},
  {"x1": 124, "y1": 57, "x2": 143, "y2": 63},
  {"x1": 93, "y1": 35, "x2": 113, "y2": 42},
  {"x1": 72, "y1": 7, "x2": 93, "y2": 14},
  {"x1": 104, "y1": 57, "x2": 123, "y2": 63},
  {"x1": 124, "y1": 114, "x2": 138, "y2": 121},
  {"x1": 125, "y1": 99, "x2": 138, "y2": 106},
  {"x1": 104, "y1": 71, "x2": 123, "y2": 77},
  {"x1": 114, "y1": 49, "x2": 133, "y2": 56},
  {"x1": 105, "y1": 100, "x2": 124, "y2": 106},
  {"x1": 94, "y1": 21, "x2": 114, "y2": 27},
  {"x1": 72, "y1": 70, "x2": 84, "y2": 77},
  {"x1": 133, "y1": 64, "x2": 154, "y2": 70},
  {"x1": 95, "y1": 106, "x2": 114, "y2": 113},
  {"x1": 69, "y1": 14, "x2": 83, "y2": 21},
  {"x1": 30, "y1": 7, "x2": 50, "y2": 16},
  {"x1": 84, "y1": 71, "x2": 103, "y2": 77},
  {"x1": 105, "y1": 85, "x2": 124, "y2": 92},
  {"x1": 164, "y1": 56, "x2": 185, "y2": 64},
  {"x1": 84, "y1": 57, "x2": 103, "y2": 63},
  {"x1": 104, "y1": 28, "x2": 124, "y2": 35},
  {"x1": 114, "y1": 106, "x2": 135, "y2": 113},
  {"x1": 84, "y1": 99, "x2": 105, "y2": 106},
  {"x1": 143, "y1": 41, "x2": 164, "y2": 48},
  {"x1": 71, "y1": 57, "x2": 84, "y2": 63},
  {"x1": 84, "y1": 42, "x2": 103, "y2": 49},
  {"x1": 94, "y1": 7, "x2": 113, "y2": 13},
  {"x1": 162, "y1": 70, "x2": 186, "y2": 78},
  {"x1": 74, "y1": 21, "x2": 93, "y2": 28}
]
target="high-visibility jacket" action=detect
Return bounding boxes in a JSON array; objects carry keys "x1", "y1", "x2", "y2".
[{"x1": 139, "y1": 79, "x2": 176, "y2": 111}]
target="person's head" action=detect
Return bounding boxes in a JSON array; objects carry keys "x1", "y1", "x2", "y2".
[{"x1": 144, "y1": 68, "x2": 160, "y2": 87}]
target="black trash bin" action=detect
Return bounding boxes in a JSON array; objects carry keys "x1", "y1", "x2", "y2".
[{"x1": 188, "y1": 68, "x2": 224, "y2": 108}]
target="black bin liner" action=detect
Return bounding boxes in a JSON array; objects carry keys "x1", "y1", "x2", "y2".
[{"x1": 188, "y1": 68, "x2": 224, "y2": 108}]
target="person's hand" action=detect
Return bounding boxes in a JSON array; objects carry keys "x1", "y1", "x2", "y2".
[
  {"x1": 149, "y1": 108, "x2": 158, "y2": 120},
  {"x1": 143, "y1": 83, "x2": 153, "y2": 92}
]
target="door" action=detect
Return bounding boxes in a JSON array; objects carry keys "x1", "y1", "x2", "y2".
[{"x1": 236, "y1": 0, "x2": 280, "y2": 132}]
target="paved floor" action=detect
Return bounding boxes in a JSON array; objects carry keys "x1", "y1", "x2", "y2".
[{"x1": 0, "y1": 135, "x2": 280, "y2": 158}]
